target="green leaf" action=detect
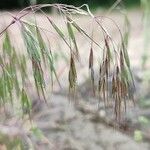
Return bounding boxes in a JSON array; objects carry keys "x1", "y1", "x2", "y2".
[
  {"x1": 47, "y1": 17, "x2": 65, "y2": 40},
  {"x1": 3, "y1": 31, "x2": 12, "y2": 56},
  {"x1": 67, "y1": 19, "x2": 79, "y2": 58},
  {"x1": 21, "y1": 88, "x2": 31, "y2": 113},
  {"x1": 67, "y1": 17, "x2": 101, "y2": 48},
  {"x1": 36, "y1": 27, "x2": 47, "y2": 65},
  {"x1": 36, "y1": 25, "x2": 61, "y2": 88},
  {"x1": 22, "y1": 24, "x2": 41, "y2": 62}
]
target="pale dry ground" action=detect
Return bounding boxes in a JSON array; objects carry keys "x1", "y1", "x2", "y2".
[{"x1": 0, "y1": 9, "x2": 150, "y2": 150}]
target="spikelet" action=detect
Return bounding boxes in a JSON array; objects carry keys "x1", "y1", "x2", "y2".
[
  {"x1": 89, "y1": 47, "x2": 95, "y2": 96},
  {"x1": 68, "y1": 53, "x2": 77, "y2": 100}
]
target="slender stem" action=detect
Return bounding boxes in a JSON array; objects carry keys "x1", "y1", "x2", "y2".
[{"x1": 0, "y1": 20, "x2": 15, "y2": 36}]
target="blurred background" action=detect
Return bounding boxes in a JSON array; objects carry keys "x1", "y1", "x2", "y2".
[
  {"x1": 0, "y1": 0, "x2": 140, "y2": 9},
  {"x1": 0, "y1": 0, "x2": 150, "y2": 150}
]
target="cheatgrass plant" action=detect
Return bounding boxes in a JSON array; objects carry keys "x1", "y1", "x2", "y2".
[{"x1": 0, "y1": 4, "x2": 134, "y2": 122}]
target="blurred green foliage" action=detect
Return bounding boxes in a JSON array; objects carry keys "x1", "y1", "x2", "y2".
[
  {"x1": 134, "y1": 130, "x2": 143, "y2": 142},
  {"x1": 0, "y1": 0, "x2": 29, "y2": 9},
  {"x1": 0, "y1": 0, "x2": 140, "y2": 9}
]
